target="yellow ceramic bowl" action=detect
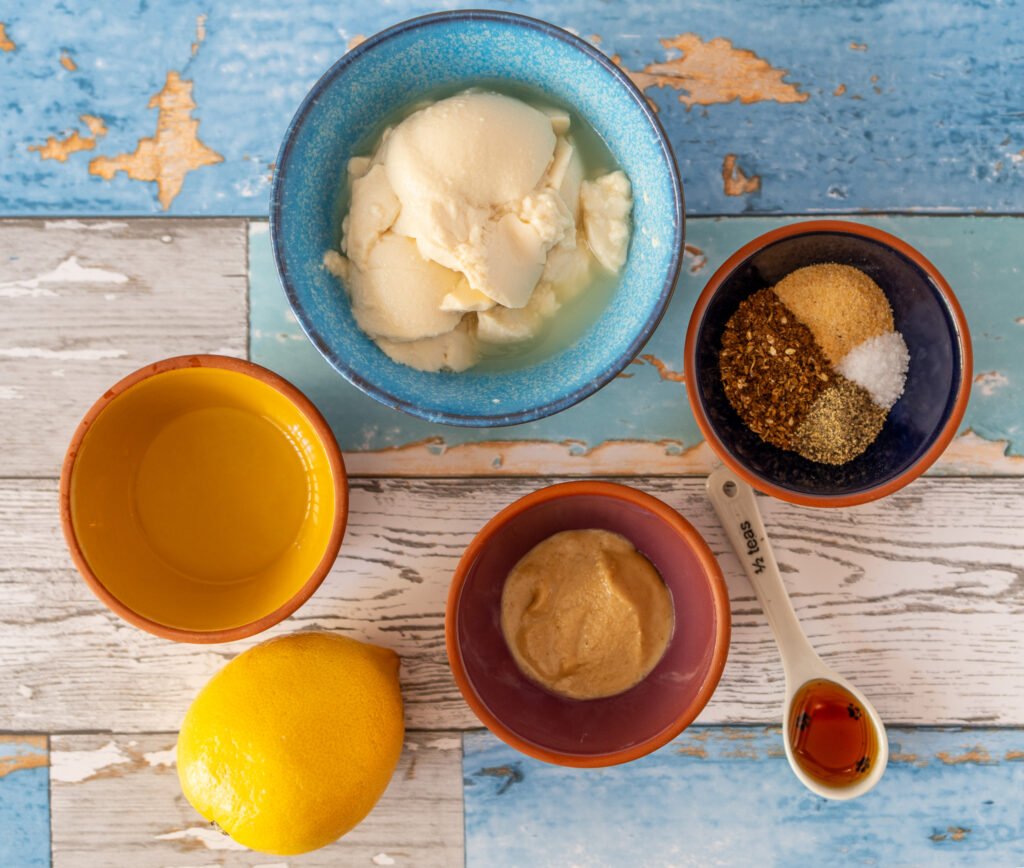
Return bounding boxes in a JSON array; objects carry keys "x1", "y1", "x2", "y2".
[{"x1": 60, "y1": 356, "x2": 347, "y2": 643}]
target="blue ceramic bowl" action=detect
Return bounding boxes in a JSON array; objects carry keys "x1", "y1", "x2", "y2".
[
  {"x1": 684, "y1": 221, "x2": 972, "y2": 508},
  {"x1": 271, "y1": 10, "x2": 683, "y2": 426}
]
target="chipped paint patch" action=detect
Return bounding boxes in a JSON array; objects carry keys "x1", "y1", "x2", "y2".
[
  {"x1": 0, "y1": 735, "x2": 47, "y2": 779},
  {"x1": 17, "y1": 684, "x2": 33, "y2": 697},
  {"x1": 60, "y1": 50, "x2": 77, "y2": 71},
  {"x1": 719, "y1": 730, "x2": 759, "y2": 741},
  {"x1": 619, "y1": 34, "x2": 809, "y2": 110},
  {"x1": 1005, "y1": 750, "x2": 1024, "y2": 760},
  {"x1": 722, "y1": 154, "x2": 761, "y2": 196},
  {"x1": 345, "y1": 437, "x2": 716, "y2": 476},
  {"x1": 675, "y1": 745, "x2": 708, "y2": 758},
  {"x1": 722, "y1": 747, "x2": 759, "y2": 759},
  {"x1": 849, "y1": 41, "x2": 868, "y2": 51},
  {"x1": 346, "y1": 34, "x2": 366, "y2": 52},
  {"x1": 155, "y1": 827, "x2": 247, "y2": 850},
  {"x1": 834, "y1": 83, "x2": 847, "y2": 96},
  {"x1": 938, "y1": 430, "x2": 1024, "y2": 474},
  {"x1": 475, "y1": 764, "x2": 524, "y2": 795},
  {"x1": 936, "y1": 746, "x2": 993, "y2": 765},
  {"x1": 973, "y1": 370, "x2": 1009, "y2": 396},
  {"x1": 0, "y1": 23, "x2": 14, "y2": 51},
  {"x1": 372, "y1": 855, "x2": 396, "y2": 866},
  {"x1": 684, "y1": 243, "x2": 707, "y2": 273},
  {"x1": 143, "y1": 748, "x2": 176, "y2": 768},
  {"x1": 51, "y1": 739, "x2": 131, "y2": 783},
  {"x1": 0, "y1": 254, "x2": 129, "y2": 298},
  {"x1": 931, "y1": 826, "x2": 971, "y2": 842},
  {"x1": 191, "y1": 13, "x2": 207, "y2": 56},
  {"x1": 1, "y1": 282, "x2": 52, "y2": 299},
  {"x1": 426, "y1": 737, "x2": 461, "y2": 751},
  {"x1": 640, "y1": 353, "x2": 687, "y2": 382},
  {"x1": 89, "y1": 71, "x2": 223, "y2": 210},
  {"x1": 28, "y1": 114, "x2": 108, "y2": 162},
  {"x1": 0, "y1": 386, "x2": 23, "y2": 399}
]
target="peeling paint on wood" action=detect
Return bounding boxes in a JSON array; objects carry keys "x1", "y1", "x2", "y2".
[
  {"x1": 618, "y1": 33, "x2": 809, "y2": 110},
  {"x1": 2, "y1": 476, "x2": 1023, "y2": 732},
  {"x1": 250, "y1": 216, "x2": 1024, "y2": 472},
  {"x1": 0, "y1": 736, "x2": 47, "y2": 779},
  {"x1": 0, "y1": 736, "x2": 48, "y2": 868},
  {"x1": 89, "y1": 72, "x2": 223, "y2": 210},
  {"x1": 683, "y1": 242, "x2": 707, "y2": 273},
  {"x1": 936, "y1": 430, "x2": 1024, "y2": 475},
  {"x1": 191, "y1": 13, "x2": 207, "y2": 56},
  {"x1": 638, "y1": 353, "x2": 687, "y2": 382},
  {"x1": 0, "y1": 218, "x2": 246, "y2": 477},
  {"x1": 973, "y1": 370, "x2": 1009, "y2": 397},
  {"x1": 722, "y1": 153, "x2": 761, "y2": 196},
  {"x1": 27, "y1": 115, "x2": 107, "y2": 162},
  {"x1": 343, "y1": 439, "x2": 717, "y2": 477},
  {"x1": 936, "y1": 746, "x2": 995, "y2": 766},
  {"x1": 465, "y1": 727, "x2": 1024, "y2": 866},
  {"x1": 50, "y1": 733, "x2": 463, "y2": 867},
  {"x1": 0, "y1": 22, "x2": 15, "y2": 52},
  {"x1": 3, "y1": 2, "x2": 1024, "y2": 214}
]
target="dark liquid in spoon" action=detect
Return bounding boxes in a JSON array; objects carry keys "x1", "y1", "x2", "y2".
[{"x1": 788, "y1": 679, "x2": 877, "y2": 787}]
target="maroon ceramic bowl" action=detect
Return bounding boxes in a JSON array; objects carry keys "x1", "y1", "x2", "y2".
[{"x1": 446, "y1": 481, "x2": 731, "y2": 767}]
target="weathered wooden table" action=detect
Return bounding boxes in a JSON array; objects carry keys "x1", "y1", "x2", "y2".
[{"x1": 2, "y1": 2, "x2": 1023, "y2": 865}]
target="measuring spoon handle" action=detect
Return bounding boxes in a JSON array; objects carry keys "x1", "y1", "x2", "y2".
[{"x1": 706, "y1": 466, "x2": 819, "y2": 684}]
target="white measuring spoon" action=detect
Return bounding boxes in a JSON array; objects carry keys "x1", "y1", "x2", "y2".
[{"x1": 706, "y1": 465, "x2": 888, "y2": 800}]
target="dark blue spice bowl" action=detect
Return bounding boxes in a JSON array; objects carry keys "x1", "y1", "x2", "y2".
[
  {"x1": 684, "y1": 220, "x2": 972, "y2": 508},
  {"x1": 270, "y1": 10, "x2": 683, "y2": 427}
]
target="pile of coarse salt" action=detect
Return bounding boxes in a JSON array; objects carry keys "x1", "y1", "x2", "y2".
[{"x1": 837, "y1": 331, "x2": 910, "y2": 410}]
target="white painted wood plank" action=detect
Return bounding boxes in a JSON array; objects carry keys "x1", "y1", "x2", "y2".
[
  {"x1": 50, "y1": 732, "x2": 463, "y2": 868},
  {"x1": 2, "y1": 476, "x2": 1022, "y2": 731},
  {"x1": 0, "y1": 219, "x2": 247, "y2": 478}
]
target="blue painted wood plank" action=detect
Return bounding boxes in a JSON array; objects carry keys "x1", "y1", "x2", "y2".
[
  {"x1": 463, "y1": 727, "x2": 1024, "y2": 867},
  {"x1": 2, "y1": 1, "x2": 1023, "y2": 215},
  {"x1": 0, "y1": 736, "x2": 50, "y2": 868},
  {"x1": 250, "y1": 216, "x2": 1024, "y2": 469}
]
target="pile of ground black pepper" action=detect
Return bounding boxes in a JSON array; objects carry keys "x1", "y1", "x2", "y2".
[{"x1": 719, "y1": 264, "x2": 904, "y2": 466}]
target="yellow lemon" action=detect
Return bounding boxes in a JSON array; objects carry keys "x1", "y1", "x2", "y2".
[{"x1": 176, "y1": 631, "x2": 404, "y2": 855}]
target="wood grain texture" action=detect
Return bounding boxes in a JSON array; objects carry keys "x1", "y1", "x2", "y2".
[
  {"x1": 0, "y1": 219, "x2": 247, "y2": 478},
  {"x1": 2, "y1": 476, "x2": 1022, "y2": 732},
  {"x1": 464, "y1": 727, "x2": 1024, "y2": 866},
  {"x1": 3, "y1": 1, "x2": 1024, "y2": 214},
  {"x1": 51, "y1": 732, "x2": 463, "y2": 867}
]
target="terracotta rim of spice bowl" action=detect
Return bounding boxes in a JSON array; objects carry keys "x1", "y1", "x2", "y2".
[
  {"x1": 59, "y1": 355, "x2": 349, "y2": 643},
  {"x1": 684, "y1": 220, "x2": 973, "y2": 508},
  {"x1": 445, "y1": 480, "x2": 731, "y2": 767}
]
